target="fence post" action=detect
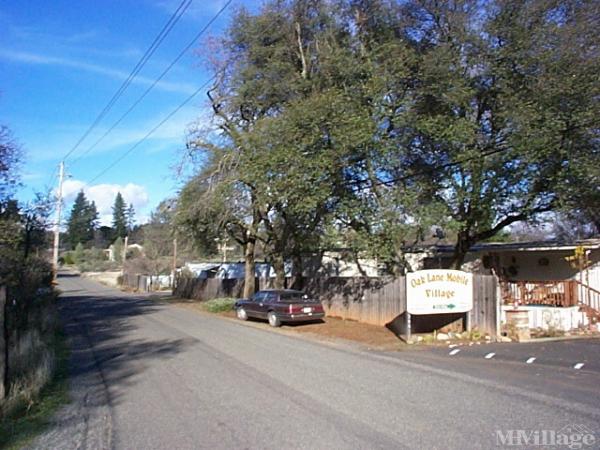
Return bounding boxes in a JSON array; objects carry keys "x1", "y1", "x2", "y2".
[
  {"x1": 495, "y1": 275, "x2": 502, "y2": 339},
  {"x1": 0, "y1": 286, "x2": 6, "y2": 401}
]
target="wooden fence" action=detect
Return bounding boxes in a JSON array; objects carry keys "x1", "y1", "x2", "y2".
[
  {"x1": 174, "y1": 276, "x2": 404, "y2": 326},
  {"x1": 121, "y1": 273, "x2": 150, "y2": 292},
  {"x1": 470, "y1": 275, "x2": 499, "y2": 336},
  {"x1": 121, "y1": 274, "x2": 174, "y2": 292},
  {"x1": 303, "y1": 277, "x2": 406, "y2": 326},
  {"x1": 173, "y1": 274, "x2": 498, "y2": 334},
  {"x1": 174, "y1": 277, "x2": 246, "y2": 301}
]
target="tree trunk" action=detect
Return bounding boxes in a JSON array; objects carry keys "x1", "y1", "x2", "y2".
[
  {"x1": 272, "y1": 253, "x2": 286, "y2": 289},
  {"x1": 451, "y1": 231, "x2": 471, "y2": 270},
  {"x1": 290, "y1": 254, "x2": 303, "y2": 290},
  {"x1": 23, "y1": 223, "x2": 32, "y2": 259},
  {"x1": 243, "y1": 238, "x2": 256, "y2": 298}
]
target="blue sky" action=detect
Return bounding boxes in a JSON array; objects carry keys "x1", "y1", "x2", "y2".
[{"x1": 1, "y1": 0, "x2": 258, "y2": 225}]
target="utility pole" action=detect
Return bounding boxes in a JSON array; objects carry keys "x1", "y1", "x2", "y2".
[
  {"x1": 215, "y1": 237, "x2": 233, "y2": 263},
  {"x1": 122, "y1": 235, "x2": 129, "y2": 272},
  {"x1": 172, "y1": 237, "x2": 177, "y2": 287},
  {"x1": 52, "y1": 161, "x2": 65, "y2": 283}
]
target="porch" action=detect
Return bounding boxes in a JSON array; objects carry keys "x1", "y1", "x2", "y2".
[
  {"x1": 501, "y1": 280, "x2": 579, "y2": 307},
  {"x1": 500, "y1": 279, "x2": 600, "y2": 331}
]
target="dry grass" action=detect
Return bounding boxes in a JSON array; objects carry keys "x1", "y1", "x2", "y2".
[
  {"x1": 0, "y1": 284, "x2": 69, "y2": 449},
  {"x1": 0, "y1": 329, "x2": 69, "y2": 450},
  {"x1": 3, "y1": 338, "x2": 56, "y2": 416}
]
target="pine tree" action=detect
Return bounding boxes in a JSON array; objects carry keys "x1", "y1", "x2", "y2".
[
  {"x1": 73, "y1": 242, "x2": 85, "y2": 264},
  {"x1": 87, "y1": 201, "x2": 99, "y2": 231},
  {"x1": 66, "y1": 191, "x2": 97, "y2": 249},
  {"x1": 126, "y1": 203, "x2": 135, "y2": 232},
  {"x1": 112, "y1": 192, "x2": 127, "y2": 239}
]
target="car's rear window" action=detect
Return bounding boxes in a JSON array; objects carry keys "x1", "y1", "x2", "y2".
[{"x1": 279, "y1": 292, "x2": 306, "y2": 301}]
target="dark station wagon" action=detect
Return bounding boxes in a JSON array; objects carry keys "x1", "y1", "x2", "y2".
[{"x1": 234, "y1": 289, "x2": 325, "y2": 327}]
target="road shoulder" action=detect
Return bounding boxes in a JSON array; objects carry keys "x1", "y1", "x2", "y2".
[
  {"x1": 154, "y1": 296, "x2": 413, "y2": 352},
  {"x1": 26, "y1": 304, "x2": 113, "y2": 450}
]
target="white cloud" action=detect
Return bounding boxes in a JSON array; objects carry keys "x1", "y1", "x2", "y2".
[
  {"x1": 62, "y1": 180, "x2": 149, "y2": 226},
  {"x1": 0, "y1": 49, "x2": 197, "y2": 95}
]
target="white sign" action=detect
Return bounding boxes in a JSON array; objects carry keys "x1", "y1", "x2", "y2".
[{"x1": 407, "y1": 269, "x2": 473, "y2": 315}]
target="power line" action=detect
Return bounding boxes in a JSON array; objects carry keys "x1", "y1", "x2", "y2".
[
  {"x1": 346, "y1": 146, "x2": 510, "y2": 191},
  {"x1": 83, "y1": 81, "x2": 207, "y2": 187},
  {"x1": 50, "y1": 0, "x2": 195, "y2": 265},
  {"x1": 63, "y1": 0, "x2": 193, "y2": 162},
  {"x1": 45, "y1": 164, "x2": 60, "y2": 192},
  {"x1": 72, "y1": 0, "x2": 234, "y2": 166}
]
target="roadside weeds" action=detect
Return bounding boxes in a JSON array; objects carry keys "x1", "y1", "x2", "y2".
[{"x1": 0, "y1": 329, "x2": 70, "y2": 450}]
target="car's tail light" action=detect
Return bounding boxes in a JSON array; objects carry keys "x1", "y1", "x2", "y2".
[{"x1": 288, "y1": 304, "x2": 303, "y2": 314}]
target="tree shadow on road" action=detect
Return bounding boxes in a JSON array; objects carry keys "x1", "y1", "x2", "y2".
[{"x1": 56, "y1": 277, "x2": 195, "y2": 412}]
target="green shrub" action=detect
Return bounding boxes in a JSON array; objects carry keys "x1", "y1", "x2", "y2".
[
  {"x1": 204, "y1": 298, "x2": 236, "y2": 313},
  {"x1": 422, "y1": 334, "x2": 435, "y2": 344},
  {"x1": 73, "y1": 243, "x2": 85, "y2": 264},
  {"x1": 77, "y1": 260, "x2": 119, "y2": 273},
  {"x1": 61, "y1": 252, "x2": 75, "y2": 265},
  {"x1": 85, "y1": 247, "x2": 106, "y2": 261},
  {"x1": 65, "y1": 245, "x2": 117, "y2": 272},
  {"x1": 469, "y1": 328, "x2": 482, "y2": 341}
]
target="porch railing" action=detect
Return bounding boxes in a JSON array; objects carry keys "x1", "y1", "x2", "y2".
[
  {"x1": 575, "y1": 280, "x2": 600, "y2": 313},
  {"x1": 501, "y1": 280, "x2": 579, "y2": 307}
]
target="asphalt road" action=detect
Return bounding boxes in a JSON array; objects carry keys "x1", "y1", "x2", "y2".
[{"x1": 31, "y1": 273, "x2": 600, "y2": 450}]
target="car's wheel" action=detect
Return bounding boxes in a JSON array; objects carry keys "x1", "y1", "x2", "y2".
[
  {"x1": 268, "y1": 311, "x2": 281, "y2": 327},
  {"x1": 237, "y1": 307, "x2": 248, "y2": 321}
]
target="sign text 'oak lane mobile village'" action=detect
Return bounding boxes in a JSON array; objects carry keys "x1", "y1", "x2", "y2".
[{"x1": 406, "y1": 270, "x2": 474, "y2": 315}]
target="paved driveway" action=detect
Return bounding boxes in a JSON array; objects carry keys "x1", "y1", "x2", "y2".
[{"x1": 410, "y1": 338, "x2": 600, "y2": 372}]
